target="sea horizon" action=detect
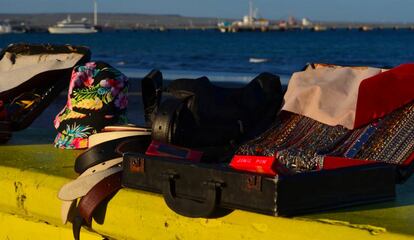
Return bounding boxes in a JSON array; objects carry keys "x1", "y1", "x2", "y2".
[{"x1": 1, "y1": 30, "x2": 413, "y2": 85}]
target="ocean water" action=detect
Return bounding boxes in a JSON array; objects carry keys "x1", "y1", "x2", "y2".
[{"x1": 1, "y1": 29, "x2": 414, "y2": 84}]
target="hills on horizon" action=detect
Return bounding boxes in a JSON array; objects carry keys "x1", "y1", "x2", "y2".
[
  {"x1": 0, "y1": 13, "x2": 232, "y2": 28},
  {"x1": 0, "y1": 13, "x2": 413, "y2": 29}
]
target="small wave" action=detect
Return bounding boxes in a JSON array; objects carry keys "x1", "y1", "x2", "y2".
[
  {"x1": 249, "y1": 58, "x2": 270, "y2": 63},
  {"x1": 116, "y1": 61, "x2": 126, "y2": 66}
]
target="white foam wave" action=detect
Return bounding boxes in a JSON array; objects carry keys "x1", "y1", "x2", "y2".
[{"x1": 249, "y1": 58, "x2": 270, "y2": 63}]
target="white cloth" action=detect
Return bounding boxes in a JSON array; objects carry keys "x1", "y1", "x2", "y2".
[{"x1": 282, "y1": 65, "x2": 385, "y2": 129}]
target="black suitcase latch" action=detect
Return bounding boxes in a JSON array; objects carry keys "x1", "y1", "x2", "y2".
[
  {"x1": 130, "y1": 157, "x2": 145, "y2": 173},
  {"x1": 245, "y1": 175, "x2": 262, "y2": 192}
]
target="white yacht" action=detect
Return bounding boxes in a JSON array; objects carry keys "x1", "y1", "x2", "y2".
[
  {"x1": 0, "y1": 22, "x2": 12, "y2": 34},
  {"x1": 48, "y1": 0, "x2": 98, "y2": 34},
  {"x1": 48, "y1": 16, "x2": 97, "y2": 34}
]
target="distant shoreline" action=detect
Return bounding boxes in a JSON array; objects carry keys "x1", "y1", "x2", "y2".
[{"x1": 1, "y1": 13, "x2": 414, "y2": 31}]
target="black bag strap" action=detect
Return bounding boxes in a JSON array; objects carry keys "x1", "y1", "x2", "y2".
[
  {"x1": 141, "y1": 70, "x2": 163, "y2": 126},
  {"x1": 152, "y1": 96, "x2": 244, "y2": 147}
]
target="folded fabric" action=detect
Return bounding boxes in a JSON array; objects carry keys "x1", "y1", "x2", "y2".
[
  {"x1": 282, "y1": 64, "x2": 384, "y2": 129},
  {"x1": 283, "y1": 63, "x2": 414, "y2": 129},
  {"x1": 54, "y1": 61, "x2": 129, "y2": 149}
]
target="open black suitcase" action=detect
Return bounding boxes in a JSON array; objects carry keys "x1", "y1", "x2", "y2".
[
  {"x1": 122, "y1": 64, "x2": 414, "y2": 218},
  {"x1": 121, "y1": 136, "x2": 397, "y2": 217}
]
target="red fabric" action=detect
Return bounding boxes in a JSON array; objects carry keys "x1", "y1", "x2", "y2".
[
  {"x1": 230, "y1": 155, "x2": 277, "y2": 176},
  {"x1": 0, "y1": 101, "x2": 7, "y2": 120},
  {"x1": 402, "y1": 151, "x2": 414, "y2": 167},
  {"x1": 322, "y1": 156, "x2": 377, "y2": 170},
  {"x1": 354, "y1": 64, "x2": 414, "y2": 128}
]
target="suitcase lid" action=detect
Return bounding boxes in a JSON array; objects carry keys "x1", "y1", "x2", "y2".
[{"x1": 0, "y1": 43, "x2": 90, "y2": 99}]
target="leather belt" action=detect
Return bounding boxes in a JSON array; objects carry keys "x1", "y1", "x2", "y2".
[
  {"x1": 74, "y1": 135, "x2": 150, "y2": 174},
  {"x1": 58, "y1": 166, "x2": 122, "y2": 201},
  {"x1": 88, "y1": 129, "x2": 150, "y2": 148},
  {"x1": 79, "y1": 157, "x2": 123, "y2": 177},
  {"x1": 60, "y1": 158, "x2": 123, "y2": 224},
  {"x1": 102, "y1": 125, "x2": 151, "y2": 132},
  {"x1": 59, "y1": 134, "x2": 150, "y2": 239},
  {"x1": 78, "y1": 172, "x2": 122, "y2": 225},
  {"x1": 72, "y1": 172, "x2": 122, "y2": 240},
  {"x1": 151, "y1": 97, "x2": 185, "y2": 143}
]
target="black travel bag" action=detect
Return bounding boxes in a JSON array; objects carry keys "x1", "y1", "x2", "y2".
[{"x1": 145, "y1": 71, "x2": 284, "y2": 148}]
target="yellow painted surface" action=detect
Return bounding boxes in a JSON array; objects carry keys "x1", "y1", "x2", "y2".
[
  {"x1": 0, "y1": 128, "x2": 414, "y2": 239},
  {"x1": 89, "y1": 188, "x2": 414, "y2": 240},
  {"x1": 0, "y1": 211, "x2": 103, "y2": 240}
]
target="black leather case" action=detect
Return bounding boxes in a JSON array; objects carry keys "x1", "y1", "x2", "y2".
[{"x1": 121, "y1": 137, "x2": 396, "y2": 217}]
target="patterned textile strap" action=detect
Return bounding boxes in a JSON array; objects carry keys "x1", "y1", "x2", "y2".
[{"x1": 236, "y1": 101, "x2": 414, "y2": 173}]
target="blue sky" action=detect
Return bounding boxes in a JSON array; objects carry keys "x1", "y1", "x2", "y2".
[{"x1": 1, "y1": 0, "x2": 413, "y2": 22}]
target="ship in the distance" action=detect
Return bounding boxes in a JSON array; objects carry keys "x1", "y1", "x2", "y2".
[
  {"x1": 0, "y1": 22, "x2": 12, "y2": 34},
  {"x1": 48, "y1": 16, "x2": 97, "y2": 34},
  {"x1": 48, "y1": 0, "x2": 99, "y2": 34},
  {"x1": 218, "y1": 0, "x2": 270, "y2": 32}
]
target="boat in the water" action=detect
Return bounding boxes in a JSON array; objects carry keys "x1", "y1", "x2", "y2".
[
  {"x1": 48, "y1": 16, "x2": 98, "y2": 34},
  {"x1": 0, "y1": 22, "x2": 12, "y2": 34},
  {"x1": 48, "y1": 0, "x2": 98, "y2": 34},
  {"x1": 218, "y1": 0, "x2": 270, "y2": 32},
  {"x1": 359, "y1": 26, "x2": 374, "y2": 32},
  {"x1": 311, "y1": 25, "x2": 327, "y2": 32}
]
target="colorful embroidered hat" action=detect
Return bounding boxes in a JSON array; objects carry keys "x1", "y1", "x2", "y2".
[{"x1": 54, "y1": 61, "x2": 128, "y2": 149}]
